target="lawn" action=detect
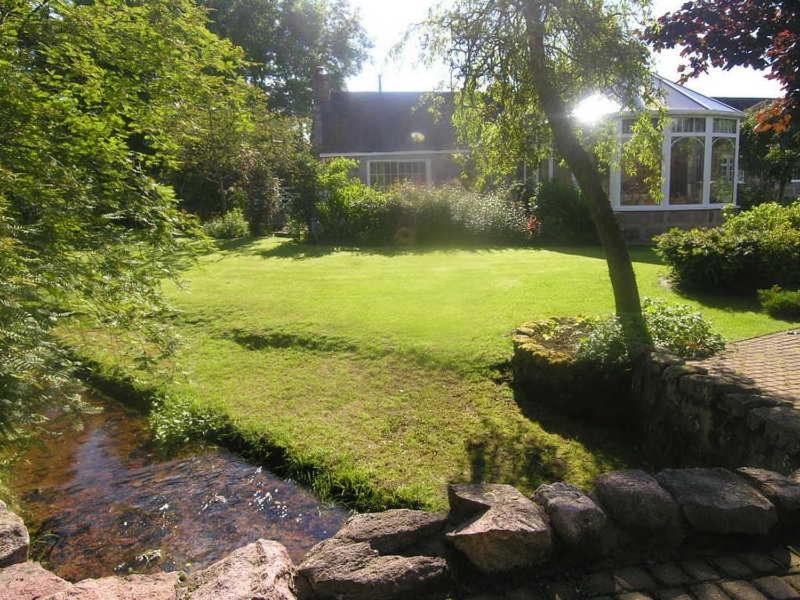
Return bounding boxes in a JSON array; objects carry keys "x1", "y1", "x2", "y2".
[{"x1": 67, "y1": 237, "x2": 792, "y2": 510}]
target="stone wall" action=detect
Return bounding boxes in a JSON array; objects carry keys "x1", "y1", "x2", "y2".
[
  {"x1": 615, "y1": 209, "x2": 723, "y2": 244},
  {"x1": 5, "y1": 466, "x2": 800, "y2": 600},
  {"x1": 633, "y1": 351, "x2": 800, "y2": 474}
]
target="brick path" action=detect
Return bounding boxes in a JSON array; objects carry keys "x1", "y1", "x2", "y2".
[
  {"x1": 466, "y1": 545, "x2": 800, "y2": 600},
  {"x1": 691, "y1": 330, "x2": 800, "y2": 405}
]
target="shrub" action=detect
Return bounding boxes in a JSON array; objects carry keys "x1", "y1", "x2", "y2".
[
  {"x1": 203, "y1": 208, "x2": 250, "y2": 239},
  {"x1": 530, "y1": 180, "x2": 597, "y2": 244},
  {"x1": 577, "y1": 298, "x2": 725, "y2": 362},
  {"x1": 758, "y1": 286, "x2": 800, "y2": 321},
  {"x1": 655, "y1": 202, "x2": 800, "y2": 293},
  {"x1": 306, "y1": 161, "x2": 532, "y2": 246}
]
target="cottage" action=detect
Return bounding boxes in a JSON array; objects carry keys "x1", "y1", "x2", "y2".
[{"x1": 312, "y1": 72, "x2": 785, "y2": 242}]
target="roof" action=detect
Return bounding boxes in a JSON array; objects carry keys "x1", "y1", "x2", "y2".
[
  {"x1": 316, "y1": 91, "x2": 457, "y2": 154},
  {"x1": 712, "y1": 97, "x2": 776, "y2": 112},
  {"x1": 654, "y1": 76, "x2": 745, "y2": 116}
]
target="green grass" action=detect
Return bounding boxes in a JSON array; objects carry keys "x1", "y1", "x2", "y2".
[{"x1": 66, "y1": 237, "x2": 792, "y2": 510}]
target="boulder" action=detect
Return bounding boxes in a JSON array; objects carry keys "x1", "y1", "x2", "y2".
[
  {"x1": 48, "y1": 573, "x2": 183, "y2": 600},
  {"x1": 534, "y1": 482, "x2": 611, "y2": 556},
  {"x1": 593, "y1": 470, "x2": 682, "y2": 538},
  {"x1": 0, "y1": 561, "x2": 72, "y2": 600},
  {"x1": 656, "y1": 468, "x2": 778, "y2": 535},
  {"x1": 0, "y1": 500, "x2": 29, "y2": 567},
  {"x1": 737, "y1": 468, "x2": 800, "y2": 525},
  {"x1": 296, "y1": 537, "x2": 447, "y2": 600},
  {"x1": 447, "y1": 484, "x2": 552, "y2": 573},
  {"x1": 186, "y1": 539, "x2": 295, "y2": 600},
  {"x1": 334, "y1": 509, "x2": 447, "y2": 554}
]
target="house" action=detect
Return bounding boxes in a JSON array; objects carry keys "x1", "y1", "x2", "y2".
[{"x1": 312, "y1": 72, "x2": 790, "y2": 242}]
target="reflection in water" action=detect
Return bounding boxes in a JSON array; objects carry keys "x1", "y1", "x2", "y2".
[{"x1": 10, "y1": 397, "x2": 347, "y2": 582}]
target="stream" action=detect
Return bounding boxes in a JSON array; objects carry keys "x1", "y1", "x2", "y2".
[{"x1": 8, "y1": 395, "x2": 348, "y2": 582}]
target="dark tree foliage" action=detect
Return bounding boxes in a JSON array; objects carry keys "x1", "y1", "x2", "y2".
[
  {"x1": 644, "y1": 1, "x2": 800, "y2": 137},
  {"x1": 202, "y1": 0, "x2": 371, "y2": 115}
]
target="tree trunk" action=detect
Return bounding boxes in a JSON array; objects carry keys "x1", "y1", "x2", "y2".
[{"x1": 524, "y1": 4, "x2": 651, "y2": 349}]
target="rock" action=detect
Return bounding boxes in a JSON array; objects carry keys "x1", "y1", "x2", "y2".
[
  {"x1": 737, "y1": 468, "x2": 800, "y2": 524},
  {"x1": 296, "y1": 537, "x2": 447, "y2": 600},
  {"x1": 334, "y1": 509, "x2": 448, "y2": 554},
  {"x1": 593, "y1": 470, "x2": 682, "y2": 538},
  {"x1": 534, "y1": 482, "x2": 611, "y2": 556},
  {"x1": 447, "y1": 484, "x2": 552, "y2": 573},
  {"x1": 0, "y1": 500, "x2": 29, "y2": 567},
  {"x1": 0, "y1": 561, "x2": 72, "y2": 600},
  {"x1": 656, "y1": 468, "x2": 778, "y2": 535},
  {"x1": 187, "y1": 539, "x2": 295, "y2": 600},
  {"x1": 47, "y1": 573, "x2": 183, "y2": 600}
]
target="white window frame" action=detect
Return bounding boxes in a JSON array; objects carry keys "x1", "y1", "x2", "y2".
[
  {"x1": 365, "y1": 159, "x2": 432, "y2": 188},
  {"x1": 611, "y1": 114, "x2": 741, "y2": 211}
]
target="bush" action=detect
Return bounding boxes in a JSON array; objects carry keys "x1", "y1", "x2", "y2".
[
  {"x1": 655, "y1": 202, "x2": 800, "y2": 293},
  {"x1": 305, "y1": 160, "x2": 532, "y2": 246},
  {"x1": 530, "y1": 180, "x2": 597, "y2": 244},
  {"x1": 577, "y1": 298, "x2": 725, "y2": 363},
  {"x1": 203, "y1": 208, "x2": 250, "y2": 239},
  {"x1": 758, "y1": 286, "x2": 800, "y2": 321}
]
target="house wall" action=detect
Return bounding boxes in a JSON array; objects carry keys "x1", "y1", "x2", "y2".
[{"x1": 615, "y1": 209, "x2": 724, "y2": 244}]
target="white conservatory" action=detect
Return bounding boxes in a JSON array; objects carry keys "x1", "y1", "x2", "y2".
[{"x1": 610, "y1": 77, "x2": 745, "y2": 242}]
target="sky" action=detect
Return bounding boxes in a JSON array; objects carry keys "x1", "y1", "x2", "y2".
[{"x1": 345, "y1": 0, "x2": 783, "y2": 99}]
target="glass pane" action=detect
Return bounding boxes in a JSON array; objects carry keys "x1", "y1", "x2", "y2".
[
  {"x1": 672, "y1": 117, "x2": 706, "y2": 133},
  {"x1": 370, "y1": 161, "x2": 426, "y2": 188},
  {"x1": 711, "y1": 138, "x2": 735, "y2": 203},
  {"x1": 621, "y1": 157, "x2": 660, "y2": 206},
  {"x1": 670, "y1": 137, "x2": 705, "y2": 205},
  {"x1": 713, "y1": 118, "x2": 737, "y2": 133}
]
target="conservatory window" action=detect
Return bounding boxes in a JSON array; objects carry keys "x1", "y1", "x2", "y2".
[
  {"x1": 670, "y1": 137, "x2": 705, "y2": 205},
  {"x1": 711, "y1": 138, "x2": 736, "y2": 204},
  {"x1": 368, "y1": 160, "x2": 427, "y2": 188},
  {"x1": 713, "y1": 118, "x2": 737, "y2": 134},
  {"x1": 671, "y1": 117, "x2": 706, "y2": 133},
  {"x1": 621, "y1": 157, "x2": 659, "y2": 206}
]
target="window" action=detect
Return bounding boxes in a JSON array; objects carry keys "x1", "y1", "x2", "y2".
[
  {"x1": 671, "y1": 117, "x2": 706, "y2": 133},
  {"x1": 714, "y1": 118, "x2": 737, "y2": 134},
  {"x1": 622, "y1": 119, "x2": 636, "y2": 134},
  {"x1": 670, "y1": 137, "x2": 705, "y2": 204},
  {"x1": 621, "y1": 157, "x2": 660, "y2": 206},
  {"x1": 368, "y1": 161, "x2": 427, "y2": 188},
  {"x1": 711, "y1": 138, "x2": 736, "y2": 204},
  {"x1": 792, "y1": 166, "x2": 800, "y2": 183}
]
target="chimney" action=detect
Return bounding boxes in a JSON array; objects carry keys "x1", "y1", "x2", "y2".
[
  {"x1": 313, "y1": 67, "x2": 331, "y2": 103},
  {"x1": 311, "y1": 67, "x2": 331, "y2": 151}
]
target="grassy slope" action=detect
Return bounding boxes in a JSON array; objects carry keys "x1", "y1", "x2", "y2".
[{"x1": 68, "y1": 238, "x2": 792, "y2": 510}]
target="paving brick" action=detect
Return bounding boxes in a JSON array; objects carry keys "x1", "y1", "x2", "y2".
[
  {"x1": 682, "y1": 560, "x2": 723, "y2": 583},
  {"x1": 710, "y1": 557, "x2": 755, "y2": 579},
  {"x1": 649, "y1": 564, "x2": 692, "y2": 587},
  {"x1": 719, "y1": 580, "x2": 769, "y2": 600},
  {"x1": 543, "y1": 581, "x2": 580, "y2": 600},
  {"x1": 614, "y1": 567, "x2": 659, "y2": 592},
  {"x1": 654, "y1": 588, "x2": 693, "y2": 600},
  {"x1": 738, "y1": 553, "x2": 784, "y2": 575},
  {"x1": 617, "y1": 593, "x2": 655, "y2": 600},
  {"x1": 582, "y1": 572, "x2": 617, "y2": 597},
  {"x1": 751, "y1": 576, "x2": 800, "y2": 600},
  {"x1": 781, "y1": 575, "x2": 800, "y2": 592},
  {"x1": 691, "y1": 582, "x2": 733, "y2": 600}
]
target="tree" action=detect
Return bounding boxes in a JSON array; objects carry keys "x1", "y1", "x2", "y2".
[
  {"x1": 0, "y1": 0, "x2": 252, "y2": 434},
  {"x1": 739, "y1": 111, "x2": 800, "y2": 205},
  {"x1": 202, "y1": 0, "x2": 371, "y2": 115},
  {"x1": 644, "y1": 1, "x2": 800, "y2": 137},
  {"x1": 417, "y1": 0, "x2": 656, "y2": 347}
]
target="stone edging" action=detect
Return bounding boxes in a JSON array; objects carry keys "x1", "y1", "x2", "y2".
[{"x1": 3, "y1": 465, "x2": 799, "y2": 599}]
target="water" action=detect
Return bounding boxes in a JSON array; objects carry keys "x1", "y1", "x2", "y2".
[{"x1": 9, "y1": 396, "x2": 348, "y2": 582}]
